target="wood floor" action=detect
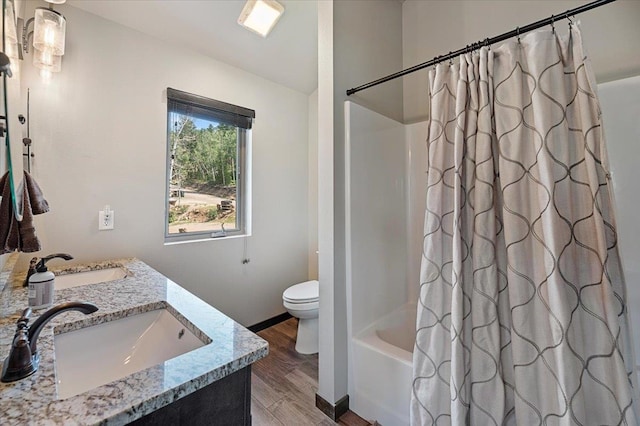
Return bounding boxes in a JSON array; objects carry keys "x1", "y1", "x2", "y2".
[{"x1": 252, "y1": 318, "x2": 370, "y2": 426}]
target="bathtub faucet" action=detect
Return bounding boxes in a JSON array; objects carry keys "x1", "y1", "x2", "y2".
[{"x1": 1, "y1": 301, "x2": 98, "y2": 383}]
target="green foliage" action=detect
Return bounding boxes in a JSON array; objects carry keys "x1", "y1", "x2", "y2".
[
  {"x1": 205, "y1": 207, "x2": 218, "y2": 221},
  {"x1": 169, "y1": 115, "x2": 238, "y2": 188},
  {"x1": 168, "y1": 204, "x2": 188, "y2": 223}
]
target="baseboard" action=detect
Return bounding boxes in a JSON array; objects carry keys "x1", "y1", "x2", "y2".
[
  {"x1": 247, "y1": 312, "x2": 292, "y2": 333},
  {"x1": 315, "y1": 393, "x2": 349, "y2": 422}
]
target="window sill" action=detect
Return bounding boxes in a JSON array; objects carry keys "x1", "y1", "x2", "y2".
[{"x1": 163, "y1": 233, "x2": 250, "y2": 246}]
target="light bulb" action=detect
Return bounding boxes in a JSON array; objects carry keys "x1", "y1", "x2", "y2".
[
  {"x1": 33, "y1": 48, "x2": 62, "y2": 72},
  {"x1": 40, "y1": 69, "x2": 52, "y2": 81},
  {"x1": 44, "y1": 24, "x2": 56, "y2": 46},
  {"x1": 33, "y1": 8, "x2": 66, "y2": 55}
]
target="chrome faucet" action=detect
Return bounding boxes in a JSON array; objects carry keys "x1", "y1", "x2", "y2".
[{"x1": 1, "y1": 301, "x2": 98, "y2": 383}]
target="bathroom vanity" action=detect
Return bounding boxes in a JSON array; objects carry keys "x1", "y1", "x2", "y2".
[{"x1": 0, "y1": 256, "x2": 268, "y2": 425}]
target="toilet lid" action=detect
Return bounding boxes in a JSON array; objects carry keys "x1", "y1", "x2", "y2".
[{"x1": 283, "y1": 280, "x2": 319, "y2": 303}]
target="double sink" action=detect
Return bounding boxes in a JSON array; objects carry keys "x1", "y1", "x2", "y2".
[{"x1": 49, "y1": 268, "x2": 208, "y2": 399}]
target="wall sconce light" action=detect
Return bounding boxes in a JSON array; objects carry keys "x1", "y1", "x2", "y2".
[
  {"x1": 238, "y1": 0, "x2": 284, "y2": 38},
  {"x1": 19, "y1": 0, "x2": 66, "y2": 74},
  {"x1": 3, "y1": 1, "x2": 19, "y2": 63}
]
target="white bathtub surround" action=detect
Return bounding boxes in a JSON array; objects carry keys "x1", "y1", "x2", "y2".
[
  {"x1": 345, "y1": 101, "x2": 413, "y2": 425},
  {"x1": 413, "y1": 26, "x2": 638, "y2": 425}
]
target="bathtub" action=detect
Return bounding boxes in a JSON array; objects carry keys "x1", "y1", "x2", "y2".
[{"x1": 349, "y1": 303, "x2": 416, "y2": 426}]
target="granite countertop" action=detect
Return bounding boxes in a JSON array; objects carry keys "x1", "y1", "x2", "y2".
[{"x1": 0, "y1": 257, "x2": 268, "y2": 425}]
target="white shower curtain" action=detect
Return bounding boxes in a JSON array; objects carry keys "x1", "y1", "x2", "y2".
[{"x1": 412, "y1": 25, "x2": 638, "y2": 425}]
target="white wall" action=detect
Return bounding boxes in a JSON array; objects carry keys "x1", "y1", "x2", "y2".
[
  {"x1": 308, "y1": 89, "x2": 318, "y2": 280},
  {"x1": 319, "y1": 0, "x2": 404, "y2": 406},
  {"x1": 402, "y1": 0, "x2": 640, "y2": 123},
  {"x1": 21, "y1": 4, "x2": 310, "y2": 327},
  {"x1": 317, "y1": 0, "x2": 336, "y2": 403}
]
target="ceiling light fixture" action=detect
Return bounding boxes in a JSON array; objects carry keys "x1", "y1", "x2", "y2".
[{"x1": 237, "y1": 0, "x2": 284, "y2": 38}]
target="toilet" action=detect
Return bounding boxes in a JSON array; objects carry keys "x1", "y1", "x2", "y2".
[{"x1": 282, "y1": 280, "x2": 319, "y2": 354}]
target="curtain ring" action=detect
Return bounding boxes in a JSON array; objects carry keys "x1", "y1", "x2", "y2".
[
  {"x1": 448, "y1": 52, "x2": 453, "y2": 65},
  {"x1": 516, "y1": 26, "x2": 521, "y2": 44},
  {"x1": 566, "y1": 12, "x2": 574, "y2": 26},
  {"x1": 550, "y1": 14, "x2": 555, "y2": 34}
]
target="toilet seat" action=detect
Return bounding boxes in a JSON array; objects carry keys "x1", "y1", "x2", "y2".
[
  {"x1": 283, "y1": 300, "x2": 318, "y2": 312},
  {"x1": 283, "y1": 280, "x2": 318, "y2": 304}
]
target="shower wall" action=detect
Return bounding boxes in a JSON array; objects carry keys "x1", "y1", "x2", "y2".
[
  {"x1": 406, "y1": 121, "x2": 428, "y2": 306},
  {"x1": 345, "y1": 100, "x2": 430, "y2": 337},
  {"x1": 345, "y1": 101, "x2": 428, "y2": 424},
  {"x1": 345, "y1": 101, "x2": 408, "y2": 336}
]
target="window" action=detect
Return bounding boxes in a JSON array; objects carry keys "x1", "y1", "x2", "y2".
[{"x1": 165, "y1": 88, "x2": 253, "y2": 242}]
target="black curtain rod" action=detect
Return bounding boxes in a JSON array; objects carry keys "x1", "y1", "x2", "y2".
[{"x1": 346, "y1": 0, "x2": 617, "y2": 96}]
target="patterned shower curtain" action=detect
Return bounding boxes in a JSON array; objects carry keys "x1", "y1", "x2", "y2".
[{"x1": 411, "y1": 24, "x2": 638, "y2": 425}]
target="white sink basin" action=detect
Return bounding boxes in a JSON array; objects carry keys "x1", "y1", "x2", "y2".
[
  {"x1": 54, "y1": 309, "x2": 206, "y2": 399},
  {"x1": 55, "y1": 267, "x2": 128, "y2": 290}
]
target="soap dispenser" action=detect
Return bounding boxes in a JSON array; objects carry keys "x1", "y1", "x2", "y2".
[{"x1": 28, "y1": 253, "x2": 73, "y2": 309}]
